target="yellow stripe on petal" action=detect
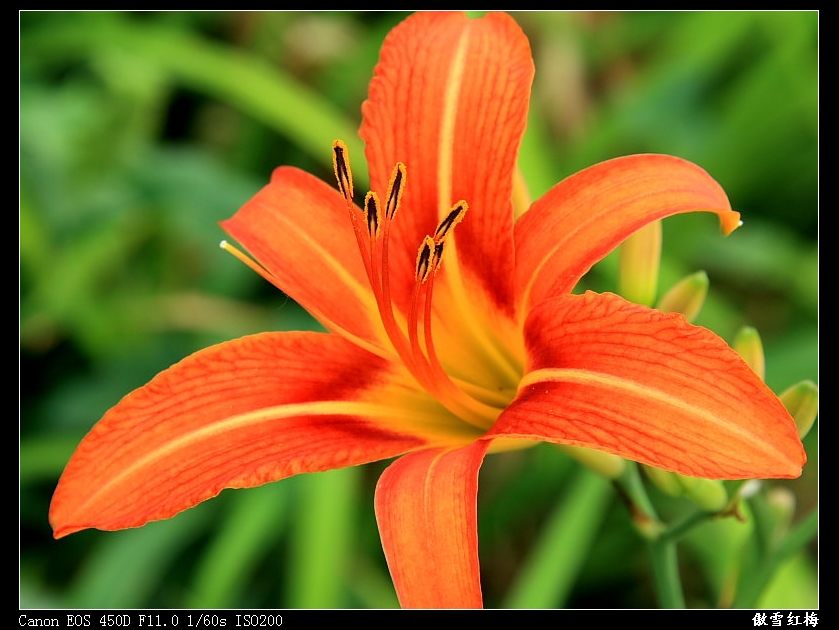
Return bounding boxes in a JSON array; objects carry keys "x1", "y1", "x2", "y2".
[
  {"x1": 518, "y1": 368, "x2": 794, "y2": 469},
  {"x1": 50, "y1": 332, "x2": 467, "y2": 539},
  {"x1": 493, "y1": 292, "x2": 805, "y2": 480}
]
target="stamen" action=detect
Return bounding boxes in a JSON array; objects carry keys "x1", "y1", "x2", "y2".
[
  {"x1": 332, "y1": 140, "x2": 354, "y2": 204},
  {"x1": 384, "y1": 162, "x2": 406, "y2": 220},
  {"x1": 364, "y1": 191, "x2": 381, "y2": 238},
  {"x1": 407, "y1": 236, "x2": 437, "y2": 386},
  {"x1": 327, "y1": 143, "x2": 500, "y2": 428},
  {"x1": 331, "y1": 140, "x2": 372, "y2": 275},
  {"x1": 403, "y1": 234, "x2": 497, "y2": 429},
  {"x1": 432, "y1": 240, "x2": 445, "y2": 273},
  {"x1": 329, "y1": 143, "x2": 425, "y2": 384},
  {"x1": 415, "y1": 235, "x2": 435, "y2": 283},
  {"x1": 219, "y1": 240, "x2": 280, "y2": 287},
  {"x1": 432, "y1": 199, "x2": 523, "y2": 383},
  {"x1": 380, "y1": 163, "x2": 406, "y2": 347},
  {"x1": 326, "y1": 152, "x2": 418, "y2": 381},
  {"x1": 407, "y1": 236, "x2": 435, "y2": 378},
  {"x1": 408, "y1": 278, "x2": 432, "y2": 386},
  {"x1": 434, "y1": 200, "x2": 468, "y2": 241}
]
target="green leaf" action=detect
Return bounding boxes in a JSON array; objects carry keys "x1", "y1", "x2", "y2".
[
  {"x1": 68, "y1": 507, "x2": 210, "y2": 607},
  {"x1": 187, "y1": 483, "x2": 289, "y2": 608},
  {"x1": 23, "y1": 14, "x2": 366, "y2": 182},
  {"x1": 20, "y1": 437, "x2": 80, "y2": 484},
  {"x1": 756, "y1": 553, "x2": 817, "y2": 609},
  {"x1": 504, "y1": 468, "x2": 612, "y2": 608},
  {"x1": 285, "y1": 468, "x2": 360, "y2": 607}
]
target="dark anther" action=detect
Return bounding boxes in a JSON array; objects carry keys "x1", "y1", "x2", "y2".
[
  {"x1": 385, "y1": 163, "x2": 406, "y2": 220},
  {"x1": 434, "y1": 201, "x2": 468, "y2": 241},
  {"x1": 365, "y1": 192, "x2": 380, "y2": 236},
  {"x1": 416, "y1": 237, "x2": 434, "y2": 282},
  {"x1": 332, "y1": 141, "x2": 354, "y2": 203}
]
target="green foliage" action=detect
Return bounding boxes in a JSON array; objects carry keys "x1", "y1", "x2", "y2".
[{"x1": 20, "y1": 11, "x2": 817, "y2": 608}]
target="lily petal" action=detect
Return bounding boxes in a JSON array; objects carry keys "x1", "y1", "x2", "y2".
[
  {"x1": 375, "y1": 441, "x2": 488, "y2": 608},
  {"x1": 221, "y1": 167, "x2": 386, "y2": 355},
  {"x1": 361, "y1": 11, "x2": 533, "y2": 316},
  {"x1": 515, "y1": 154, "x2": 741, "y2": 312},
  {"x1": 51, "y1": 332, "x2": 430, "y2": 539},
  {"x1": 490, "y1": 292, "x2": 805, "y2": 479}
]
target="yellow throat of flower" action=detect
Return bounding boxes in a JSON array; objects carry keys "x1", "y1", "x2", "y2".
[{"x1": 222, "y1": 140, "x2": 525, "y2": 433}]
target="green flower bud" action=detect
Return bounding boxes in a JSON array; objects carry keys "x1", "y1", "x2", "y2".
[
  {"x1": 676, "y1": 475, "x2": 728, "y2": 512},
  {"x1": 644, "y1": 466, "x2": 727, "y2": 512},
  {"x1": 657, "y1": 271, "x2": 709, "y2": 322},
  {"x1": 765, "y1": 486, "x2": 796, "y2": 542},
  {"x1": 780, "y1": 380, "x2": 819, "y2": 438},
  {"x1": 733, "y1": 326, "x2": 765, "y2": 381},
  {"x1": 559, "y1": 445, "x2": 626, "y2": 479},
  {"x1": 643, "y1": 465, "x2": 683, "y2": 496},
  {"x1": 619, "y1": 221, "x2": 661, "y2": 306}
]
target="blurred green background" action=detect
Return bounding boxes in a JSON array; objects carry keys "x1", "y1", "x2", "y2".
[{"x1": 20, "y1": 11, "x2": 817, "y2": 608}]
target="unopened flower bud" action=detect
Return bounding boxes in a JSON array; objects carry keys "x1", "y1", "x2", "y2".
[
  {"x1": 644, "y1": 466, "x2": 727, "y2": 512},
  {"x1": 643, "y1": 466, "x2": 683, "y2": 497},
  {"x1": 779, "y1": 380, "x2": 819, "y2": 438},
  {"x1": 733, "y1": 326, "x2": 765, "y2": 381},
  {"x1": 677, "y1": 475, "x2": 728, "y2": 512},
  {"x1": 619, "y1": 222, "x2": 662, "y2": 306},
  {"x1": 739, "y1": 479, "x2": 763, "y2": 499},
  {"x1": 765, "y1": 486, "x2": 796, "y2": 542},
  {"x1": 657, "y1": 271, "x2": 709, "y2": 322},
  {"x1": 559, "y1": 445, "x2": 626, "y2": 479}
]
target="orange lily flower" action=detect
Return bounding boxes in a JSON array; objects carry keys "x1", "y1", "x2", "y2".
[{"x1": 50, "y1": 12, "x2": 806, "y2": 608}]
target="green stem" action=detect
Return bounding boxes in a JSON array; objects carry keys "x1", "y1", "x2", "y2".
[
  {"x1": 614, "y1": 462, "x2": 663, "y2": 538},
  {"x1": 749, "y1": 493, "x2": 775, "y2": 554},
  {"x1": 615, "y1": 463, "x2": 687, "y2": 608},
  {"x1": 659, "y1": 510, "x2": 715, "y2": 544},
  {"x1": 721, "y1": 479, "x2": 753, "y2": 515},
  {"x1": 648, "y1": 540, "x2": 686, "y2": 608},
  {"x1": 733, "y1": 509, "x2": 818, "y2": 608}
]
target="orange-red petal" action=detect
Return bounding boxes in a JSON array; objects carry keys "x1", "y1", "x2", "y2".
[
  {"x1": 375, "y1": 441, "x2": 488, "y2": 608},
  {"x1": 490, "y1": 292, "x2": 805, "y2": 479},
  {"x1": 515, "y1": 154, "x2": 741, "y2": 312},
  {"x1": 50, "y1": 332, "x2": 426, "y2": 539},
  {"x1": 221, "y1": 167, "x2": 386, "y2": 354},
  {"x1": 361, "y1": 11, "x2": 533, "y2": 316}
]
